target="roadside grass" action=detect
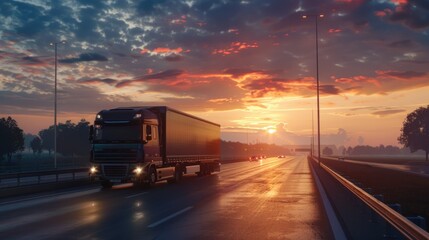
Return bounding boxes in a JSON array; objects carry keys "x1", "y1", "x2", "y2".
[{"x1": 331, "y1": 154, "x2": 428, "y2": 165}]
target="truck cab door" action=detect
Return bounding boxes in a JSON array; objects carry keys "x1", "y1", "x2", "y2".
[{"x1": 143, "y1": 124, "x2": 161, "y2": 163}]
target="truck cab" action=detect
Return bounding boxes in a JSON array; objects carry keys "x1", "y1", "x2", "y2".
[{"x1": 89, "y1": 108, "x2": 161, "y2": 188}]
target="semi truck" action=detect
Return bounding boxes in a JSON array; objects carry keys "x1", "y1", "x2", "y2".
[{"x1": 89, "y1": 106, "x2": 220, "y2": 188}]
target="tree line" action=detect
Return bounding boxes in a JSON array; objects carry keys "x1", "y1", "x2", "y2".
[
  {"x1": 342, "y1": 145, "x2": 404, "y2": 155},
  {"x1": 0, "y1": 117, "x2": 91, "y2": 161},
  {"x1": 33, "y1": 119, "x2": 91, "y2": 156}
]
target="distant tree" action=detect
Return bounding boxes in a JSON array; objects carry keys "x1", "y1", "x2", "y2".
[
  {"x1": 398, "y1": 106, "x2": 429, "y2": 161},
  {"x1": 322, "y1": 147, "x2": 333, "y2": 156},
  {"x1": 24, "y1": 133, "x2": 37, "y2": 152},
  {"x1": 39, "y1": 120, "x2": 91, "y2": 157},
  {"x1": 30, "y1": 136, "x2": 42, "y2": 154},
  {"x1": 346, "y1": 146, "x2": 353, "y2": 155},
  {"x1": 73, "y1": 119, "x2": 90, "y2": 155},
  {"x1": 57, "y1": 120, "x2": 76, "y2": 156},
  {"x1": 0, "y1": 116, "x2": 24, "y2": 161},
  {"x1": 39, "y1": 127, "x2": 54, "y2": 155},
  {"x1": 385, "y1": 145, "x2": 401, "y2": 155}
]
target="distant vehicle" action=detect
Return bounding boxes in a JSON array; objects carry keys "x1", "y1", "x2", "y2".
[
  {"x1": 89, "y1": 106, "x2": 221, "y2": 188},
  {"x1": 249, "y1": 156, "x2": 258, "y2": 161},
  {"x1": 278, "y1": 155, "x2": 285, "y2": 158}
]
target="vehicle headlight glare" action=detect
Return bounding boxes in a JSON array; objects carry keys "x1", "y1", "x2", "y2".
[
  {"x1": 90, "y1": 166, "x2": 97, "y2": 174},
  {"x1": 134, "y1": 167, "x2": 143, "y2": 175}
]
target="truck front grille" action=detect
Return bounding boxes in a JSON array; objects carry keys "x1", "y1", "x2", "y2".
[
  {"x1": 94, "y1": 149, "x2": 138, "y2": 163},
  {"x1": 103, "y1": 165, "x2": 128, "y2": 178}
]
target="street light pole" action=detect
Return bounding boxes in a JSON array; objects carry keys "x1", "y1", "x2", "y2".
[
  {"x1": 303, "y1": 14, "x2": 324, "y2": 165},
  {"x1": 50, "y1": 40, "x2": 66, "y2": 169}
]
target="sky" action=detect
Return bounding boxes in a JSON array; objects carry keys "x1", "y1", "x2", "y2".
[{"x1": 1, "y1": 0, "x2": 429, "y2": 147}]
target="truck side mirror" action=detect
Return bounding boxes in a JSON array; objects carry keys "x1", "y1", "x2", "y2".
[
  {"x1": 89, "y1": 125, "x2": 94, "y2": 142},
  {"x1": 146, "y1": 125, "x2": 152, "y2": 141}
]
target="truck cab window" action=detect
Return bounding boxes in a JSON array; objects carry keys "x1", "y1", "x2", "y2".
[
  {"x1": 144, "y1": 124, "x2": 152, "y2": 141},
  {"x1": 152, "y1": 126, "x2": 158, "y2": 140}
]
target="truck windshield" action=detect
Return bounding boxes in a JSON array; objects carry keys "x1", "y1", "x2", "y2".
[{"x1": 95, "y1": 124, "x2": 141, "y2": 141}]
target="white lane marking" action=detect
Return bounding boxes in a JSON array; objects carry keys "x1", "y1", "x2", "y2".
[
  {"x1": 147, "y1": 206, "x2": 193, "y2": 228},
  {"x1": 310, "y1": 162, "x2": 347, "y2": 240},
  {"x1": 125, "y1": 192, "x2": 148, "y2": 198},
  {"x1": 0, "y1": 188, "x2": 99, "y2": 213}
]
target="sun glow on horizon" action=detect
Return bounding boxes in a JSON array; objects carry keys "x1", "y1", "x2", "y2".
[{"x1": 267, "y1": 128, "x2": 277, "y2": 134}]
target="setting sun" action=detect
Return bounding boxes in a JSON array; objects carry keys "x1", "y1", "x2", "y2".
[{"x1": 267, "y1": 128, "x2": 277, "y2": 134}]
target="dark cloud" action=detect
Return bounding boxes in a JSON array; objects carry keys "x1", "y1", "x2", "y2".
[
  {"x1": 136, "y1": 0, "x2": 169, "y2": 16},
  {"x1": 223, "y1": 68, "x2": 264, "y2": 78},
  {"x1": 60, "y1": 53, "x2": 108, "y2": 64},
  {"x1": 22, "y1": 56, "x2": 42, "y2": 63},
  {"x1": 381, "y1": 71, "x2": 426, "y2": 79},
  {"x1": 0, "y1": 85, "x2": 119, "y2": 115},
  {"x1": 11, "y1": 2, "x2": 46, "y2": 37},
  {"x1": 243, "y1": 79, "x2": 290, "y2": 98},
  {"x1": 389, "y1": 1, "x2": 429, "y2": 29},
  {"x1": 74, "y1": 4, "x2": 106, "y2": 41},
  {"x1": 372, "y1": 109, "x2": 406, "y2": 117},
  {"x1": 78, "y1": 78, "x2": 118, "y2": 85},
  {"x1": 194, "y1": 1, "x2": 242, "y2": 31},
  {"x1": 116, "y1": 69, "x2": 184, "y2": 88},
  {"x1": 21, "y1": 56, "x2": 45, "y2": 66},
  {"x1": 164, "y1": 54, "x2": 183, "y2": 62},
  {"x1": 319, "y1": 85, "x2": 341, "y2": 95},
  {"x1": 140, "y1": 69, "x2": 184, "y2": 80},
  {"x1": 388, "y1": 40, "x2": 414, "y2": 48}
]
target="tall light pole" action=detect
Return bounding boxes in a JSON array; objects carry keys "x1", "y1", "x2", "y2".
[
  {"x1": 50, "y1": 40, "x2": 66, "y2": 169},
  {"x1": 303, "y1": 14, "x2": 324, "y2": 165},
  {"x1": 311, "y1": 109, "x2": 314, "y2": 158}
]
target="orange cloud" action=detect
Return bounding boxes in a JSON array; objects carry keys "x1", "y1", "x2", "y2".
[
  {"x1": 328, "y1": 28, "x2": 342, "y2": 33},
  {"x1": 376, "y1": 70, "x2": 426, "y2": 79},
  {"x1": 140, "y1": 47, "x2": 187, "y2": 56},
  {"x1": 333, "y1": 69, "x2": 429, "y2": 95},
  {"x1": 334, "y1": 75, "x2": 382, "y2": 87},
  {"x1": 212, "y1": 42, "x2": 259, "y2": 56}
]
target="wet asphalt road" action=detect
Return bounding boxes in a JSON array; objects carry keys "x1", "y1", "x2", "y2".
[{"x1": 0, "y1": 155, "x2": 333, "y2": 240}]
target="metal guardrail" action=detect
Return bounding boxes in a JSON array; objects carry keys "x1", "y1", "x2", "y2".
[
  {"x1": 310, "y1": 156, "x2": 429, "y2": 240},
  {"x1": 0, "y1": 168, "x2": 89, "y2": 188}
]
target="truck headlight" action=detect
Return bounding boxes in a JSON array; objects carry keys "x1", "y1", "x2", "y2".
[
  {"x1": 90, "y1": 166, "x2": 98, "y2": 174},
  {"x1": 134, "y1": 167, "x2": 143, "y2": 175}
]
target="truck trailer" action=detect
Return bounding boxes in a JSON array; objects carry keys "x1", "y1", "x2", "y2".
[{"x1": 89, "y1": 106, "x2": 220, "y2": 188}]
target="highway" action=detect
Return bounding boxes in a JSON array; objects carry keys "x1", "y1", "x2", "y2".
[{"x1": 0, "y1": 155, "x2": 333, "y2": 239}]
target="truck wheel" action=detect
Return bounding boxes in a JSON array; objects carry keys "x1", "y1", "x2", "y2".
[
  {"x1": 101, "y1": 180, "x2": 113, "y2": 189},
  {"x1": 168, "y1": 165, "x2": 183, "y2": 184},
  {"x1": 197, "y1": 164, "x2": 206, "y2": 177}
]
